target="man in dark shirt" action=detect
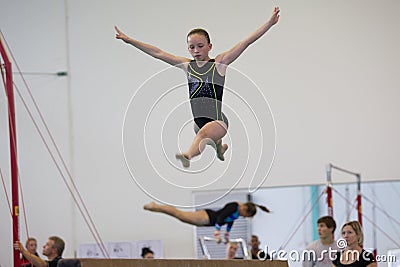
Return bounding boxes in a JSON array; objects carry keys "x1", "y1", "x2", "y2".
[{"x1": 249, "y1": 235, "x2": 271, "y2": 260}]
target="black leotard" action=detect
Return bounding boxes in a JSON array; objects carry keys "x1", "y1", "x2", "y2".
[
  {"x1": 204, "y1": 202, "x2": 239, "y2": 232},
  {"x1": 187, "y1": 59, "x2": 229, "y2": 129}
]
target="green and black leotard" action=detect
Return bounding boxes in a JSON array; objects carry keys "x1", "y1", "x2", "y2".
[{"x1": 187, "y1": 59, "x2": 229, "y2": 129}]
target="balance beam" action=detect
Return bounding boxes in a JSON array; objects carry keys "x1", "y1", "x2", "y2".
[{"x1": 75, "y1": 259, "x2": 289, "y2": 267}]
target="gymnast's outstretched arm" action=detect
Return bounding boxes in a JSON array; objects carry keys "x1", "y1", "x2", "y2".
[
  {"x1": 115, "y1": 26, "x2": 190, "y2": 69},
  {"x1": 215, "y1": 7, "x2": 280, "y2": 75}
]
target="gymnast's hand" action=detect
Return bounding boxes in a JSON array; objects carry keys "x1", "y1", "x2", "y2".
[
  {"x1": 214, "y1": 230, "x2": 222, "y2": 244},
  {"x1": 268, "y1": 6, "x2": 280, "y2": 26},
  {"x1": 114, "y1": 26, "x2": 130, "y2": 43},
  {"x1": 224, "y1": 232, "x2": 230, "y2": 244}
]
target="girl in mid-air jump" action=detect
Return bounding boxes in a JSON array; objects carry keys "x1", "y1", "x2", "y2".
[{"x1": 115, "y1": 7, "x2": 280, "y2": 168}]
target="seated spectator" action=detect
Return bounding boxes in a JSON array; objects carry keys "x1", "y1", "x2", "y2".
[{"x1": 141, "y1": 247, "x2": 154, "y2": 259}]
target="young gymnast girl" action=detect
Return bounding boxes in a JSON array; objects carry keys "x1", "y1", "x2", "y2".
[
  {"x1": 143, "y1": 201, "x2": 270, "y2": 243},
  {"x1": 115, "y1": 7, "x2": 280, "y2": 168}
]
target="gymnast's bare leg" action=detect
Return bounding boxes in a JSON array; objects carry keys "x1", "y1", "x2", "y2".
[
  {"x1": 193, "y1": 122, "x2": 228, "y2": 161},
  {"x1": 143, "y1": 202, "x2": 209, "y2": 226},
  {"x1": 176, "y1": 120, "x2": 228, "y2": 168}
]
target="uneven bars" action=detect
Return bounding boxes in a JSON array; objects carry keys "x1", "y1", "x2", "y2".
[
  {"x1": 329, "y1": 163, "x2": 360, "y2": 177},
  {"x1": 326, "y1": 163, "x2": 362, "y2": 225}
]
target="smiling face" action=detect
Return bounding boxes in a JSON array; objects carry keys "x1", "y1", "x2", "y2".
[{"x1": 187, "y1": 33, "x2": 212, "y2": 62}]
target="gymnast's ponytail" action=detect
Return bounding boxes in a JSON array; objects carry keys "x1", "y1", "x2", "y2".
[
  {"x1": 256, "y1": 204, "x2": 271, "y2": 213},
  {"x1": 245, "y1": 202, "x2": 271, "y2": 217}
]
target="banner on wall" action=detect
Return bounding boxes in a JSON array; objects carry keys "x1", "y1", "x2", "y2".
[{"x1": 77, "y1": 240, "x2": 163, "y2": 259}]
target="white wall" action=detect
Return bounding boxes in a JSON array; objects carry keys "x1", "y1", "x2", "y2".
[{"x1": 1, "y1": 0, "x2": 399, "y2": 266}]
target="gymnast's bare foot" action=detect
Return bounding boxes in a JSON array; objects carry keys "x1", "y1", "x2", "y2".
[
  {"x1": 143, "y1": 202, "x2": 158, "y2": 211},
  {"x1": 216, "y1": 140, "x2": 228, "y2": 161},
  {"x1": 175, "y1": 153, "x2": 190, "y2": 168}
]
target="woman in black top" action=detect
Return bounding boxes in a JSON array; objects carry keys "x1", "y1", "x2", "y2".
[
  {"x1": 115, "y1": 7, "x2": 280, "y2": 168},
  {"x1": 332, "y1": 221, "x2": 376, "y2": 267},
  {"x1": 144, "y1": 201, "x2": 270, "y2": 243}
]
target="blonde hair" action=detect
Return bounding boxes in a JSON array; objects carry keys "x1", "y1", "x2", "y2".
[{"x1": 342, "y1": 221, "x2": 364, "y2": 246}]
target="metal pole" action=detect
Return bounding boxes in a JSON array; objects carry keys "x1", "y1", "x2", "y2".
[
  {"x1": 198, "y1": 237, "x2": 211, "y2": 259},
  {"x1": 371, "y1": 185, "x2": 377, "y2": 259},
  {"x1": 326, "y1": 164, "x2": 333, "y2": 217},
  {"x1": 345, "y1": 185, "x2": 350, "y2": 221},
  {"x1": 356, "y1": 174, "x2": 362, "y2": 226},
  {"x1": 0, "y1": 35, "x2": 20, "y2": 267},
  {"x1": 330, "y1": 164, "x2": 360, "y2": 177}
]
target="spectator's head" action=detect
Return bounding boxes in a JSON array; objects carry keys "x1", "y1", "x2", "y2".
[
  {"x1": 25, "y1": 237, "x2": 38, "y2": 254},
  {"x1": 141, "y1": 247, "x2": 154, "y2": 259},
  {"x1": 317, "y1": 216, "x2": 336, "y2": 238},
  {"x1": 43, "y1": 236, "x2": 65, "y2": 258},
  {"x1": 341, "y1": 221, "x2": 363, "y2": 247},
  {"x1": 250, "y1": 235, "x2": 260, "y2": 250},
  {"x1": 226, "y1": 242, "x2": 238, "y2": 259}
]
